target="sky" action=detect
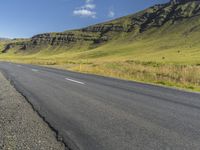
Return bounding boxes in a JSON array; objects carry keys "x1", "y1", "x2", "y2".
[{"x1": 0, "y1": 0, "x2": 169, "y2": 38}]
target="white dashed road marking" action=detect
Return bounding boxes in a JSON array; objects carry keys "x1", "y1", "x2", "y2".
[
  {"x1": 65, "y1": 78, "x2": 85, "y2": 85},
  {"x1": 31, "y1": 69, "x2": 39, "y2": 72}
]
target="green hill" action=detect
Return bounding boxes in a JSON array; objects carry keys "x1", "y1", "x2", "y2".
[{"x1": 1, "y1": 0, "x2": 200, "y2": 91}]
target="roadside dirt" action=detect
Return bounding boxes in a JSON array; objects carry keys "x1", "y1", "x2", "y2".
[{"x1": 0, "y1": 72, "x2": 65, "y2": 150}]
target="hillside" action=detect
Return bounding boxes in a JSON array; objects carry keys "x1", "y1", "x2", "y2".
[
  {"x1": 2, "y1": 0, "x2": 200, "y2": 54},
  {"x1": 0, "y1": 38, "x2": 9, "y2": 41},
  {"x1": 1, "y1": 0, "x2": 200, "y2": 91}
]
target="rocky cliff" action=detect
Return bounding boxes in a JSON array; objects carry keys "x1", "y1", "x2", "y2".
[{"x1": 170, "y1": 0, "x2": 200, "y2": 4}]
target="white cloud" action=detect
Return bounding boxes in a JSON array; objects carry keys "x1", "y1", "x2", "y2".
[
  {"x1": 73, "y1": 0, "x2": 96, "y2": 18},
  {"x1": 84, "y1": 4, "x2": 96, "y2": 9},
  {"x1": 86, "y1": 0, "x2": 93, "y2": 3},
  {"x1": 108, "y1": 9, "x2": 115, "y2": 18},
  {"x1": 73, "y1": 9, "x2": 96, "y2": 18}
]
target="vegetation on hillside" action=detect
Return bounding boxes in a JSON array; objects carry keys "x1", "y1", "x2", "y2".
[{"x1": 1, "y1": 0, "x2": 200, "y2": 91}]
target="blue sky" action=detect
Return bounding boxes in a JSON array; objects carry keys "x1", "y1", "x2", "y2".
[{"x1": 0, "y1": 0, "x2": 169, "y2": 38}]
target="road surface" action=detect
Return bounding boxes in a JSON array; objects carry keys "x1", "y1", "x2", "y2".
[{"x1": 0, "y1": 61, "x2": 200, "y2": 150}]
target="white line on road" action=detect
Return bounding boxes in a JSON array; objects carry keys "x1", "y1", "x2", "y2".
[
  {"x1": 65, "y1": 78, "x2": 85, "y2": 85},
  {"x1": 31, "y1": 69, "x2": 39, "y2": 72},
  {"x1": 17, "y1": 65, "x2": 22, "y2": 67}
]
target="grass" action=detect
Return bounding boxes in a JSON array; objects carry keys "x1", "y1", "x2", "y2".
[{"x1": 41, "y1": 61, "x2": 200, "y2": 92}]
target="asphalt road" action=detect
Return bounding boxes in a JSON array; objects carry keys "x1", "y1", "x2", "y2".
[{"x1": 0, "y1": 61, "x2": 200, "y2": 150}]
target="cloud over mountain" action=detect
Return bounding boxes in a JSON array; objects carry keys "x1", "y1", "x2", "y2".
[{"x1": 73, "y1": 0, "x2": 96, "y2": 18}]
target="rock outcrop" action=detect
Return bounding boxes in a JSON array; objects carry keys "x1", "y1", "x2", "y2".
[{"x1": 170, "y1": 0, "x2": 200, "y2": 4}]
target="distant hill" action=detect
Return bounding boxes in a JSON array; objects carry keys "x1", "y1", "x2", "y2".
[
  {"x1": 0, "y1": 38, "x2": 10, "y2": 41},
  {"x1": 1, "y1": 0, "x2": 200, "y2": 91},
  {"x1": 2, "y1": 0, "x2": 200, "y2": 56}
]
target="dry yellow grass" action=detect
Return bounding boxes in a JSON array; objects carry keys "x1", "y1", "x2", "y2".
[{"x1": 32, "y1": 60, "x2": 200, "y2": 92}]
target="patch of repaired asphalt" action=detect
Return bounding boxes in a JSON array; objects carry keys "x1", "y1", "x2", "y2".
[{"x1": 0, "y1": 72, "x2": 65, "y2": 150}]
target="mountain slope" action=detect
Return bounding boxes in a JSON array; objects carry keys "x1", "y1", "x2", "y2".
[
  {"x1": 3, "y1": 0, "x2": 200, "y2": 54},
  {"x1": 0, "y1": 38, "x2": 9, "y2": 41},
  {"x1": 1, "y1": 0, "x2": 200, "y2": 91}
]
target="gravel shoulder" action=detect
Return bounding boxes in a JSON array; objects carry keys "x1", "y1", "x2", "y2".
[{"x1": 0, "y1": 72, "x2": 65, "y2": 150}]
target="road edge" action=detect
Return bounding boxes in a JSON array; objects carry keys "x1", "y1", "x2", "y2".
[{"x1": 0, "y1": 69, "x2": 73, "y2": 150}]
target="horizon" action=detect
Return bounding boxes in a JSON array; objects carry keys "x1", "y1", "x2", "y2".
[{"x1": 0, "y1": 0, "x2": 168, "y2": 39}]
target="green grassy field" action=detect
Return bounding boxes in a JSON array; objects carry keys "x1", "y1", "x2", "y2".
[{"x1": 1, "y1": 1, "x2": 200, "y2": 91}]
